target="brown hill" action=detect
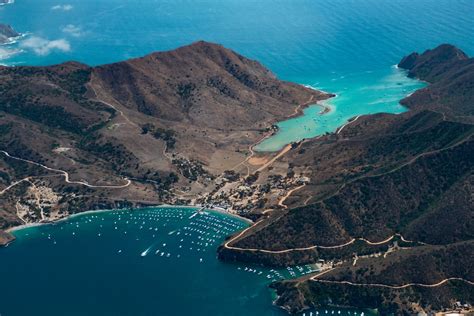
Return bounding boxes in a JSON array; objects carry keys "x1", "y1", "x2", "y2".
[
  {"x1": 0, "y1": 41, "x2": 330, "y2": 234},
  {"x1": 219, "y1": 44, "x2": 474, "y2": 314},
  {"x1": 1, "y1": 41, "x2": 472, "y2": 314},
  {"x1": 273, "y1": 241, "x2": 474, "y2": 315},
  {"x1": 93, "y1": 41, "x2": 321, "y2": 129},
  {"x1": 399, "y1": 44, "x2": 474, "y2": 119}
]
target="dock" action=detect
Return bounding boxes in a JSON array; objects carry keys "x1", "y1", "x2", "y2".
[{"x1": 189, "y1": 206, "x2": 206, "y2": 219}]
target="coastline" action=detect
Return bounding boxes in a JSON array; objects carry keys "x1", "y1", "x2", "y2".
[
  {"x1": 0, "y1": 66, "x2": 423, "y2": 245},
  {"x1": 1, "y1": 203, "x2": 253, "y2": 246},
  {"x1": 288, "y1": 99, "x2": 333, "y2": 120},
  {"x1": 289, "y1": 87, "x2": 335, "y2": 121},
  {"x1": 202, "y1": 205, "x2": 254, "y2": 224},
  {"x1": 253, "y1": 91, "x2": 335, "y2": 153}
]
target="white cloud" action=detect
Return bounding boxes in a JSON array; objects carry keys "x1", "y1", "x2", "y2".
[
  {"x1": 0, "y1": 0, "x2": 15, "y2": 6},
  {"x1": 20, "y1": 36, "x2": 71, "y2": 56},
  {"x1": 61, "y1": 24, "x2": 83, "y2": 37},
  {"x1": 51, "y1": 4, "x2": 73, "y2": 11},
  {"x1": 0, "y1": 47, "x2": 21, "y2": 60}
]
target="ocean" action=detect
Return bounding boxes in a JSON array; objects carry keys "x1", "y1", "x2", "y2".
[{"x1": 0, "y1": 0, "x2": 473, "y2": 315}]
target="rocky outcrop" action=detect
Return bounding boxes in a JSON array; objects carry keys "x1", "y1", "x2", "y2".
[
  {"x1": 220, "y1": 44, "x2": 474, "y2": 314},
  {"x1": 398, "y1": 44, "x2": 468, "y2": 81},
  {"x1": 0, "y1": 230, "x2": 14, "y2": 246},
  {"x1": 0, "y1": 24, "x2": 19, "y2": 44}
]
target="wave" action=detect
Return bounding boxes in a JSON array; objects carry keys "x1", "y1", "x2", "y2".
[
  {"x1": 0, "y1": 47, "x2": 22, "y2": 61},
  {"x1": 1, "y1": 32, "x2": 28, "y2": 46},
  {"x1": 0, "y1": 0, "x2": 14, "y2": 6},
  {"x1": 303, "y1": 84, "x2": 336, "y2": 97}
]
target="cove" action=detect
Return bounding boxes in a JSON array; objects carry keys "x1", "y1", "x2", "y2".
[
  {"x1": 0, "y1": 207, "x2": 374, "y2": 316},
  {"x1": 255, "y1": 66, "x2": 425, "y2": 152},
  {"x1": 1, "y1": 0, "x2": 471, "y2": 153}
]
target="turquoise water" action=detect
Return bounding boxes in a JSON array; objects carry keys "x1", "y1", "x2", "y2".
[
  {"x1": 0, "y1": 0, "x2": 473, "y2": 314},
  {"x1": 255, "y1": 66, "x2": 425, "y2": 151},
  {"x1": 0, "y1": 207, "x2": 372, "y2": 316},
  {"x1": 1, "y1": 0, "x2": 472, "y2": 151},
  {"x1": 1, "y1": 0, "x2": 473, "y2": 74}
]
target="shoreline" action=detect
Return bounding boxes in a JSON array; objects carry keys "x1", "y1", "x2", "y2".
[
  {"x1": 254, "y1": 91, "x2": 335, "y2": 153},
  {"x1": 2, "y1": 203, "x2": 253, "y2": 244},
  {"x1": 253, "y1": 100, "x2": 334, "y2": 153},
  {"x1": 288, "y1": 89, "x2": 335, "y2": 121}
]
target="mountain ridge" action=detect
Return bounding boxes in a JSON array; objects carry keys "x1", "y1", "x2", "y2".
[
  {"x1": 218, "y1": 44, "x2": 474, "y2": 314},
  {"x1": 0, "y1": 41, "x2": 331, "y2": 244},
  {"x1": 0, "y1": 41, "x2": 472, "y2": 314}
]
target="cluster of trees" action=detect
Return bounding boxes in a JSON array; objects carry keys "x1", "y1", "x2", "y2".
[
  {"x1": 172, "y1": 157, "x2": 209, "y2": 182},
  {"x1": 141, "y1": 123, "x2": 176, "y2": 149}
]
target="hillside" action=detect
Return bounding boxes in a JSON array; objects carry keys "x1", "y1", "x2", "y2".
[
  {"x1": 0, "y1": 41, "x2": 330, "y2": 236},
  {"x1": 399, "y1": 44, "x2": 474, "y2": 119},
  {"x1": 1, "y1": 41, "x2": 472, "y2": 314},
  {"x1": 219, "y1": 44, "x2": 474, "y2": 314},
  {"x1": 273, "y1": 241, "x2": 474, "y2": 315}
]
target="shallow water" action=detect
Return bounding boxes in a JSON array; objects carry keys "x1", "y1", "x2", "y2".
[
  {"x1": 0, "y1": 0, "x2": 473, "y2": 314},
  {"x1": 0, "y1": 207, "x2": 373, "y2": 316},
  {"x1": 255, "y1": 66, "x2": 425, "y2": 151},
  {"x1": 1, "y1": 0, "x2": 471, "y2": 151}
]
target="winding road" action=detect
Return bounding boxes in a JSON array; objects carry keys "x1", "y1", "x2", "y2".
[
  {"x1": 311, "y1": 276, "x2": 474, "y2": 289},
  {"x1": 336, "y1": 115, "x2": 361, "y2": 134},
  {"x1": 89, "y1": 79, "x2": 140, "y2": 129},
  {"x1": 223, "y1": 230, "x2": 425, "y2": 254},
  {"x1": 0, "y1": 177, "x2": 30, "y2": 195},
  {"x1": 0, "y1": 150, "x2": 131, "y2": 189},
  {"x1": 277, "y1": 184, "x2": 306, "y2": 209},
  {"x1": 309, "y1": 133, "x2": 473, "y2": 205}
]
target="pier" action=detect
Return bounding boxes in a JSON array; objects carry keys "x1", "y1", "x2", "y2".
[{"x1": 189, "y1": 206, "x2": 206, "y2": 219}]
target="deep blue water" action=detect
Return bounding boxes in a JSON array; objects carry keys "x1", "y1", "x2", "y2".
[
  {"x1": 0, "y1": 207, "x2": 375, "y2": 316},
  {"x1": 1, "y1": 0, "x2": 473, "y2": 76},
  {"x1": 2, "y1": 0, "x2": 472, "y2": 150},
  {"x1": 0, "y1": 0, "x2": 473, "y2": 314}
]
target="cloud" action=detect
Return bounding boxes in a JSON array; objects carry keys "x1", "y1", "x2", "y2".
[
  {"x1": 51, "y1": 4, "x2": 73, "y2": 11},
  {"x1": 0, "y1": 0, "x2": 15, "y2": 6},
  {"x1": 20, "y1": 36, "x2": 71, "y2": 56},
  {"x1": 61, "y1": 24, "x2": 83, "y2": 37},
  {"x1": 0, "y1": 47, "x2": 21, "y2": 61}
]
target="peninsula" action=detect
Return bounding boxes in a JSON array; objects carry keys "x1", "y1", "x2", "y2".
[
  {"x1": 0, "y1": 41, "x2": 332, "y2": 242},
  {"x1": 0, "y1": 42, "x2": 472, "y2": 314},
  {"x1": 219, "y1": 44, "x2": 474, "y2": 315}
]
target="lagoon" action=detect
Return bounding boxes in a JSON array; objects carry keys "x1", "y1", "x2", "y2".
[{"x1": 255, "y1": 66, "x2": 425, "y2": 151}]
